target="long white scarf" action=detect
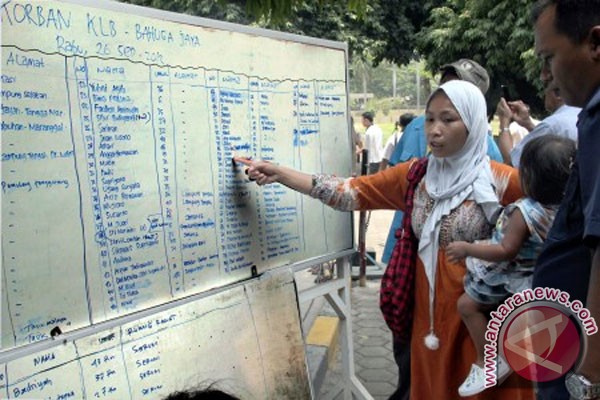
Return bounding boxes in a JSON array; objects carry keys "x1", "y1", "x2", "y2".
[{"x1": 419, "y1": 80, "x2": 500, "y2": 349}]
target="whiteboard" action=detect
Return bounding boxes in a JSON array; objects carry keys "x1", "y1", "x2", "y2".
[
  {"x1": 0, "y1": 269, "x2": 311, "y2": 399},
  {"x1": 1, "y1": 0, "x2": 353, "y2": 349}
]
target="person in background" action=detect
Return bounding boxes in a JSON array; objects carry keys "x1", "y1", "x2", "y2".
[
  {"x1": 496, "y1": 80, "x2": 579, "y2": 168},
  {"x1": 530, "y1": 1, "x2": 600, "y2": 399},
  {"x1": 351, "y1": 116, "x2": 363, "y2": 175},
  {"x1": 361, "y1": 111, "x2": 383, "y2": 174},
  {"x1": 235, "y1": 80, "x2": 534, "y2": 400},
  {"x1": 508, "y1": 120, "x2": 533, "y2": 148},
  {"x1": 380, "y1": 113, "x2": 415, "y2": 171},
  {"x1": 446, "y1": 135, "x2": 576, "y2": 397}
]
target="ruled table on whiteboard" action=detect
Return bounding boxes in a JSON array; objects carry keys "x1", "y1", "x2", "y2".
[{"x1": 1, "y1": 0, "x2": 352, "y2": 349}]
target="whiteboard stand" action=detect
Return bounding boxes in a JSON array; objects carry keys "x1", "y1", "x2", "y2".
[{"x1": 297, "y1": 256, "x2": 373, "y2": 400}]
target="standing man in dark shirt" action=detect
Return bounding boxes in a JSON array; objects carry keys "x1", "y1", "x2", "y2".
[{"x1": 531, "y1": 1, "x2": 600, "y2": 399}]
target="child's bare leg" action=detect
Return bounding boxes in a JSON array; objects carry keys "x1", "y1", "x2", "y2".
[{"x1": 457, "y1": 293, "x2": 490, "y2": 366}]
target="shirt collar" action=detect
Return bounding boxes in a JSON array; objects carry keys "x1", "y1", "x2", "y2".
[{"x1": 583, "y1": 86, "x2": 600, "y2": 115}]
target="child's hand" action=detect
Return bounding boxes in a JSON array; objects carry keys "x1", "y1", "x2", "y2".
[{"x1": 446, "y1": 241, "x2": 469, "y2": 263}]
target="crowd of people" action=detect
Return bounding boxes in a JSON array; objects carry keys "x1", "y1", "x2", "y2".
[{"x1": 233, "y1": 0, "x2": 599, "y2": 399}]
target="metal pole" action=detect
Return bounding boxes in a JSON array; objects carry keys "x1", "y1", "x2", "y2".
[
  {"x1": 358, "y1": 149, "x2": 368, "y2": 287},
  {"x1": 392, "y1": 64, "x2": 397, "y2": 99},
  {"x1": 416, "y1": 61, "x2": 421, "y2": 112},
  {"x1": 362, "y1": 69, "x2": 368, "y2": 109}
]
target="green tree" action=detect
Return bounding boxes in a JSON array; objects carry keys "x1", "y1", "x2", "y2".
[
  {"x1": 120, "y1": 0, "x2": 438, "y2": 67},
  {"x1": 120, "y1": 0, "x2": 251, "y2": 24},
  {"x1": 416, "y1": 0, "x2": 545, "y2": 114},
  {"x1": 121, "y1": 0, "x2": 546, "y2": 114},
  {"x1": 274, "y1": 0, "x2": 443, "y2": 66}
]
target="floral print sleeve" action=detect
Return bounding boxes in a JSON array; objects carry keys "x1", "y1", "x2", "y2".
[
  {"x1": 309, "y1": 174, "x2": 358, "y2": 211},
  {"x1": 308, "y1": 161, "x2": 412, "y2": 212}
]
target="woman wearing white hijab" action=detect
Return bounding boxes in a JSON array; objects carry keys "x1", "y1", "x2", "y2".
[{"x1": 236, "y1": 80, "x2": 533, "y2": 399}]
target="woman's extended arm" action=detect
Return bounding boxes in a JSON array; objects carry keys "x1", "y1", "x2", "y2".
[
  {"x1": 234, "y1": 157, "x2": 313, "y2": 194},
  {"x1": 446, "y1": 208, "x2": 529, "y2": 264},
  {"x1": 234, "y1": 156, "x2": 410, "y2": 212},
  {"x1": 234, "y1": 156, "x2": 356, "y2": 210}
]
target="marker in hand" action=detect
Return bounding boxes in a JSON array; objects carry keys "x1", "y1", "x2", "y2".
[
  {"x1": 233, "y1": 156, "x2": 256, "y2": 181},
  {"x1": 233, "y1": 156, "x2": 309, "y2": 193},
  {"x1": 232, "y1": 156, "x2": 278, "y2": 186}
]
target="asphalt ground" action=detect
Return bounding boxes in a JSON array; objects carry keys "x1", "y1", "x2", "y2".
[{"x1": 297, "y1": 210, "x2": 399, "y2": 400}]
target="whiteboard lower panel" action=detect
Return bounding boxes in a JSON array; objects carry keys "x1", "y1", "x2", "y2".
[{"x1": 0, "y1": 269, "x2": 310, "y2": 399}]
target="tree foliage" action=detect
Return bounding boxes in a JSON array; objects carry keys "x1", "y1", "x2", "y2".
[
  {"x1": 121, "y1": 0, "x2": 251, "y2": 24},
  {"x1": 270, "y1": 0, "x2": 444, "y2": 66},
  {"x1": 120, "y1": 0, "x2": 437, "y2": 66},
  {"x1": 416, "y1": 0, "x2": 545, "y2": 114},
  {"x1": 120, "y1": 0, "x2": 546, "y2": 114}
]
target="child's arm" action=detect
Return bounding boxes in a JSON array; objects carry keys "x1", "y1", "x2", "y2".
[{"x1": 446, "y1": 208, "x2": 530, "y2": 264}]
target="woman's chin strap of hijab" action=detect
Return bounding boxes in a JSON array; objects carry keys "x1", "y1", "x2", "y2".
[{"x1": 419, "y1": 80, "x2": 501, "y2": 350}]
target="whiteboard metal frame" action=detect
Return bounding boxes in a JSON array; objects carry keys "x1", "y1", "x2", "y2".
[
  {"x1": 296, "y1": 256, "x2": 372, "y2": 400},
  {"x1": 0, "y1": 254, "x2": 374, "y2": 400},
  {"x1": 0, "y1": 251, "x2": 354, "y2": 364},
  {"x1": 61, "y1": 0, "x2": 347, "y2": 51},
  {"x1": 2, "y1": 1, "x2": 364, "y2": 397}
]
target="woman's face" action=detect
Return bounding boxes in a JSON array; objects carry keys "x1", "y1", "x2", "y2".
[{"x1": 425, "y1": 91, "x2": 468, "y2": 158}]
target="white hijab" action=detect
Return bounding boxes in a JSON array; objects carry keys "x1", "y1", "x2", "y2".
[{"x1": 419, "y1": 80, "x2": 500, "y2": 349}]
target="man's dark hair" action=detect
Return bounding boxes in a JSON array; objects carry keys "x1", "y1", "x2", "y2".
[
  {"x1": 399, "y1": 113, "x2": 415, "y2": 129},
  {"x1": 519, "y1": 134, "x2": 576, "y2": 205},
  {"x1": 164, "y1": 389, "x2": 240, "y2": 400},
  {"x1": 164, "y1": 383, "x2": 240, "y2": 400},
  {"x1": 361, "y1": 111, "x2": 374, "y2": 123},
  {"x1": 531, "y1": 0, "x2": 600, "y2": 43}
]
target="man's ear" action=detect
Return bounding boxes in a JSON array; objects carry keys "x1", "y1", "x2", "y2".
[{"x1": 590, "y1": 26, "x2": 600, "y2": 61}]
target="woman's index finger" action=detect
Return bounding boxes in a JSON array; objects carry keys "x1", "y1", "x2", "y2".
[{"x1": 232, "y1": 156, "x2": 253, "y2": 166}]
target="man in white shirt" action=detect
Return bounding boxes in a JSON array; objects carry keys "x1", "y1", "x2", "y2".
[
  {"x1": 508, "y1": 120, "x2": 536, "y2": 147},
  {"x1": 497, "y1": 81, "x2": 579, "y2": 167},
  {"x1": 361, "y1": 111, "x2": 383, "y2": 174},
  {"x1": 380, "y1": 113, "x2": 415, "y2": 171}
]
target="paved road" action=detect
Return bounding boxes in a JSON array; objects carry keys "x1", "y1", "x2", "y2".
[
  {"x1": 318, "y1": 280, "x2": 399, "y2": 400},
  {"x1": 319, "y1": 210, "x2": 400, "y2": 400},
  {"x1": 354, "y1": 210, "x2": 396, "y2": 264}
]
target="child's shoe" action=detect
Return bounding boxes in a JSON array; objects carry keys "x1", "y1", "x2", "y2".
[
  {"x1": 458, "y1": 363, "x2": 486, "y2": 397},
  {"x1": 458, "y1": 357, "x2": 513, "y2": 397},
  {"x1": 497, "y1": 356, "x2": 512, "y2": 383}
]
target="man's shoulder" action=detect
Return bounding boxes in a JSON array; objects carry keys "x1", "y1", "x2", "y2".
[
  {"x1": 399, "y1": 115, "x2": 425, "y2": 138},
  {"x1": 406, "y1": 115, "x2": 425, "y2": 130},
  {"x1": 367, "y1": 124, "x2": 383, "y2": 134},
  {"x1": 584, "y1": 86, "x2": 600, "y2": 114},
  {"x1": 552, "y1": 105, "x2": 581, "y2": 118},
  {"x1": 532, "y1": 106, "x2": 579, "y2": 139}
]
